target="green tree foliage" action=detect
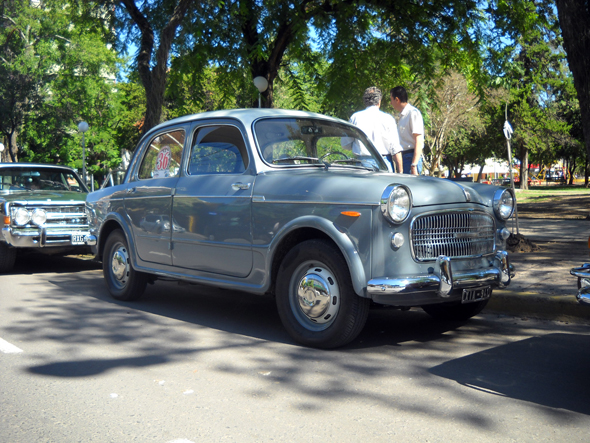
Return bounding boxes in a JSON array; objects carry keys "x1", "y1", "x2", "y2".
[
  {"x1": 484, "y1": 0, "x2": 571, "y2": 189},
  {"x1": 0, "y1": 0, "x2": 122, "y2": 182}
]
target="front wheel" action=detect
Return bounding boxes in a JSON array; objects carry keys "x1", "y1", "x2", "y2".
[
  {"x1": 276, "y1": 239, "x2": 370, "y2": 349},
  {"x1": 103, "y1": 229, "x2": 148, "y2": 301},
  {"x1": 421, "y1": 298, "x2": 489, "y2": 321}
]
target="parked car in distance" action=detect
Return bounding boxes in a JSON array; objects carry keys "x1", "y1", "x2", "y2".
[
  {"x1": 570, "y1": 236, "x2": 590, "y2": 306},
  {"x1": 0, "y1": 163, "x2": 96, "y2": 273},
  {"x1": 86, "y1": 109, "x2": 516, "y2": 348}
]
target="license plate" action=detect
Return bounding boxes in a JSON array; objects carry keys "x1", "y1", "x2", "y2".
[
  {"x1": 462, "y1": 286, "x2": 492, "y2": 304},
  {"x1": 71, "y1": 234, "x2": 87, "y2": 245}
]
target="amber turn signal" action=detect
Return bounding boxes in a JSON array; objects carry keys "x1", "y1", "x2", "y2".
[{"x1": 341, "y1": 211, "x2": 361, "y2": 218}]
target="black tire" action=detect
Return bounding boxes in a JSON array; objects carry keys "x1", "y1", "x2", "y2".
[
  {"x1": 0, "y1": 242, "x2": 17, "y2": 273},
  {"x1": 422, "y1": 298, "x2": 489, "y2": 321},
  {"x1": 276, "y1": 239, "x2": 370, "y2": 349},
  {"x1": 102, "y1": 229, "x2": 148, "y2": 301}
]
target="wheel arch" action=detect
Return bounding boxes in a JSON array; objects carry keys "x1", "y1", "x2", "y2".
[
  {"x1": 96, "y1": 214, "x2": 135, "y2": 264},
  {"x1": 268, "y1": 216, "x2": 367, "y2": 297}
]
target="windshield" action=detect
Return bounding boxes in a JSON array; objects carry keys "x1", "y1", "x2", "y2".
[
  {"x1": 254, "y1": 117, "x2": 389, "y2": 172},
  {"x1": 0, "y1": 167, "x2": 87, "y2": 193}
]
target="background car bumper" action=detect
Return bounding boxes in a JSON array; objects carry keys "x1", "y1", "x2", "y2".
[
  {"x1": 571, "y1": 263, "x2": 590, "y2": 306},
  {"x1": 366, "y1": 251, "x2": 513, "y2": 306},
  {"x1": 2, "y1": 227, "x2": 97, "y2": 248}
]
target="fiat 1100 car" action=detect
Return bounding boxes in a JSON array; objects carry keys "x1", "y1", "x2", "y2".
[
  {"x1": 1, "y1": 163, "x2": 96, "y2": 272},
  {"x1": 86, "y1": 109, "x2": 515, "y2": 348}
]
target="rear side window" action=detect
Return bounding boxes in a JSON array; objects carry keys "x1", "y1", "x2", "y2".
[
  {"x1": 138, "y1": 129, "x2": 185, "y2": 180},
  {"x1": 189, "y1": 125, "x2": 249, "y2": 175}
]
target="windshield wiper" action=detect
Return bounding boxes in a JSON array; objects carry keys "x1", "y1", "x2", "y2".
[{"x1": 272, "y1": 156, "x2": 321, "y2": 164}]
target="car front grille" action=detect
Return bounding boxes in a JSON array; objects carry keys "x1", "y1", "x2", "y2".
[
  {"x1": 411, "y1": 211, "x2": 496, "y2": 261},
  {"x1": 10, "y1": 202, "x2": 88, "y2": 229}
]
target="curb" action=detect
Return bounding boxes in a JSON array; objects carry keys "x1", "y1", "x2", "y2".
[{"x1": 486, "y1": 289, "x2": 590, "y2": 324}]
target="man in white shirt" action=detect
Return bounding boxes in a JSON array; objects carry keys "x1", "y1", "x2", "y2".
[
  {"x1": 390, "y1": 86, "x2": 425, "y2": 175},
  {"x1": 349, "y1": 86, "x2": 403, "y2": 173}
]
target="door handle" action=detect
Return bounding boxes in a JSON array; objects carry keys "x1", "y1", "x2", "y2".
[
  {"x1": 231, "y1": 182, "x2": 251, "y2": 191},
  {"x1": 126, "y1": 187, "x2": 136, "y2": 194}
]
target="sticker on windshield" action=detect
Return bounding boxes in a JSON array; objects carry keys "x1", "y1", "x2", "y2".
[{"x1": 153, "y1": 146, "x2": 171, "y2": 178}]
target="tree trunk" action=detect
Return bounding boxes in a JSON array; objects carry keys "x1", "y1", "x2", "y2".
[
  {"x1": 8, "y1": 131, "x2": 18, "y2": 163},
  {"x1": 120, "y1": 0, "x2": 196, "y2": 135},
  {"x1": 521, "y1": 149, "x2": 529, "y2": 190},
  {"x1": 555, "y1": 0, "x2": 590, "y2": 165}
]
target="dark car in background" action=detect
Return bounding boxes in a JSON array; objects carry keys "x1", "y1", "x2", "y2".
[{"x1": 0, "y1": 163, "x2": 96, "y2": 272}]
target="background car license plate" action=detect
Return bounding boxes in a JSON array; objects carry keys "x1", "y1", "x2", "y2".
[
  {"x1": 71, "y1": 234, "x2": 87, "y2": 245},
  {"x1": 462, "y1": 286, "x2": 491, "y2": 303}
]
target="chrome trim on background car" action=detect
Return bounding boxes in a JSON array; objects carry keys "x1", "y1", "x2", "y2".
[{"x1": 571, "y1": 263, "x2": 590, "y2": 305}]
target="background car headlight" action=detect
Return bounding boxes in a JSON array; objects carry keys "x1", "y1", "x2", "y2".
[
  {"x1": 381, "y1": 184, "x2": 412, "y2": 224},
  {"x1": 493, "y1": 188, "x2": 515, "y2": 220},
  {"x1": 14, "y1": 208, "x2": 31, "y2": 226},
  {"x1": 31, "y1": 208, "x2": 47, "y2": 226}
]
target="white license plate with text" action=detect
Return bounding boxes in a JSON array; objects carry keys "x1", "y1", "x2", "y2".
[{"x1": 462, "y1": 286, "x2": 492, "y2": 303}]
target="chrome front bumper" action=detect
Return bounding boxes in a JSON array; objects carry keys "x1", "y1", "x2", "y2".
[
  {"x1": 571, "y1": 264, "x2": 590, "y2": 306},
  {"x1": 2, "y1": 226, "x2": 97, "y2": 248},
  {"x1": 367, "y1": 251, "x2": 512, "y2": 304}
]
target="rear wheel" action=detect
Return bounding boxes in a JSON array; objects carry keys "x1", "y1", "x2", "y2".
[
  {"x1": 276, "y1": 239, "x2": 370, "y2": 349},
  {"x1": 422, "y1": 298, "x2": 489, "y2": 321},
  {"x1": 103, "y1": 229, "x2": 148, "y2": 301},
  {"x1": 0, "y1": 242, "x2": 17, "y2": 273}
]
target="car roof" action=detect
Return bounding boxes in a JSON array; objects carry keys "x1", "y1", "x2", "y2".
[
  {"x1": 0, "y1": 163, "x2": 76, "y2": 171},
  {"x1": 143, "y1": 109, "x2": 350, "y2": 138}
]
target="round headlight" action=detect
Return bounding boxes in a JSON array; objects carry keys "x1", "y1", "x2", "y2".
[
  {"x1": 493, "y1": 188, "x2": 515, "y2": 220},
  {"x1": 31, "y1": 208, "x2": 47, "y2": 226},
  {"x1": 14, "y1": 208, "x2": 31, "y2": 226},
  {"x1": 381, "y1": 184, "x2": 412, "y2": 224}
]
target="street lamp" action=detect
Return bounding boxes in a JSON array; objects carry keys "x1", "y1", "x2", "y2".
[
  {"x1": 78, "y1": 121, "x2": 89, "y2": 185},
  {"x1": 253, "y1": 76, "x2": 268, "y2": 108}
]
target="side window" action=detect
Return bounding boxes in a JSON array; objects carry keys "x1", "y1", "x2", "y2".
[
  {"x1": 138, "y1": 129, "x2": 185, "y2": 179},
  {"x1": 189, "y1": 125, "x2": 248, "y2": 175}
]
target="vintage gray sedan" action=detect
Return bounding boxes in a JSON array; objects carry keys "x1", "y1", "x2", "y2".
[{"x1": 86, "y1": 109, "x2": 515, "y2": 348}]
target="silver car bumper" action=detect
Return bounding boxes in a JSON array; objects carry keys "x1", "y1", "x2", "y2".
[
  {"x1": 367, "y1": 251, "x2": 512, "y2": 303},
  {"x1": 2, "y1": 226, "x2": 97, "y2": 248},
  {"x1": 571, "y1": 264, "x2": 590, "y2": 306}
]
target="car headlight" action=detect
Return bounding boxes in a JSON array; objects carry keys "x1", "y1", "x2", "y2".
[
  {"x1": 31, "y1": 208, "x2": 47, "y2": 226},
  {"x1": 493, "y1": 188, "x2": 515, "y2": 220},
  {"x1": 380, "y1": 184, "x2": 412, "y2": 224},
  {"x1": 14, "y1": 208, "x2": 31, "y2": 226}
]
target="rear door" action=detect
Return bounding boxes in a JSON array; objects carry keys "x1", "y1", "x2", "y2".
[
  {"x1": 171, "y1": 121, "x2": 254, "y2": 277},
  {"x1": 125, "y1": 126, "x2": 187, "y2": 266}
]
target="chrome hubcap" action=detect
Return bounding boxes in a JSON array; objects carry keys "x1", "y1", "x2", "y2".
[
  {"x1": 111, "y1": 244, "x2": 129, "y2": 283},
  {"x1": 293, "y1": 263, "x2": 340, "y2": 328}
]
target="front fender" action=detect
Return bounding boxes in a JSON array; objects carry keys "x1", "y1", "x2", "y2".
[
  {"x1": 97, "y1": 212, "x2": 138, "y2": 268},
  {"x1": 268, "y1": 215, "x2": 368, "y2": 297}
]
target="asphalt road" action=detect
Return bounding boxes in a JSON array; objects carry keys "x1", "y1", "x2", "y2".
[{"x1": 2, "y1": 254, "x2": 590, "y2": 443}]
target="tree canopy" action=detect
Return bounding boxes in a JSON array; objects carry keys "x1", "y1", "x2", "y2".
[{"x1": 0, "y1": 0, "x2": 587, "y2": 187}]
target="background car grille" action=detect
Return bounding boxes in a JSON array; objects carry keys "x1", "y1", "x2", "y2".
[
  {"x1": 11, "y1": 203, "x2": 88, "y2": 229},
  {"x1": 411, "y1": 211, "x2": 496, "y2": 261}
]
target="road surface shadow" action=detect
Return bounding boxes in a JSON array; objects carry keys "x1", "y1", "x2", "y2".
[{"x1": 430, "y1": 332, "x2": 590, "y2": 415}]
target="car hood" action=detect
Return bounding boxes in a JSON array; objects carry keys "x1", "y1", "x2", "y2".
[
  {"x1": 0, "y1": 189, "x2": 87, "y2": 204},
  {"x1": 254, "y1": 170, "x2": 494, "y2": 207}
]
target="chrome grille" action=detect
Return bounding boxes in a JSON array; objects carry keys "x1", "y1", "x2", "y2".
[
  {"x1": 10, "y1": 203, "x2": 88, "y2": 229},
  {"x1": 411, "y1": 211, "x2": 495, "y2": 261}
]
